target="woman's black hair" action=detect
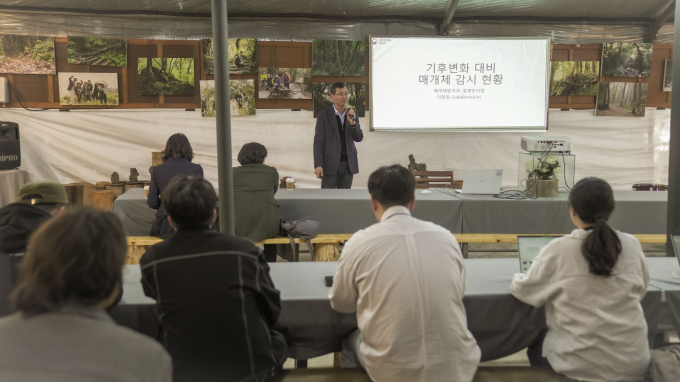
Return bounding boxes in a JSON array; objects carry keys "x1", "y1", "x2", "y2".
[
  {"x1": 568, "y1": 177, "x2": 621, "y2": 276},
  {"x1": 237, "y1": 142, "x2": 267, "y2": 165},
  {"x1": 162, "y1": 133, "x2": 194, "y2": 162}
]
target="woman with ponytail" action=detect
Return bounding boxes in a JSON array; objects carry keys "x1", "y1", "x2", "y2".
[{"x1": 511, "y1": 177, "x2": 650, "y2": 382}]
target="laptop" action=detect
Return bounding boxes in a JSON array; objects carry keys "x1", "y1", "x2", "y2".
[
  {"x1": 517, "y1": 236, "x2": 557, "y2": 273},
  {"x1": 456, "y1": 169, "x2": 503, "y2": 194}
]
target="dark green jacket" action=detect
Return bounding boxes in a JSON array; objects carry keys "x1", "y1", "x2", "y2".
[{"x1": 233, "y1": 164, "x2": 282, "y2": 242}]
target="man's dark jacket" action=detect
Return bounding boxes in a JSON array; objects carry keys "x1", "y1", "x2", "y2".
[
  {"x1": 0, "y1": 203, "x2": 52, "y2": 316},
  {"x1": 313, "y1": 106, "x2": 363, "y2": 176},
  {"x1": 147, "y1": 157, "x2": 203, "y2": 217},
  {"x1": 140, "y1": 229, "x2": 282, "y2": 382}
]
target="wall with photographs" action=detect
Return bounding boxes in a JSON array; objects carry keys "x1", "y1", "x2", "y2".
[{"x1": 0, "y1": 39, "x2": 670, "y2": 112}]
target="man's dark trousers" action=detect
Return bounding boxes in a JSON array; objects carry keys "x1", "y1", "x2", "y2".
[{"x1": 321, "y1": 161, "x2": 353, "y2": 189}]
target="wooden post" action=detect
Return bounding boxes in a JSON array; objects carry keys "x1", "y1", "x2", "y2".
[
  {"x1": 313, "y1": 243, "x2": 340, "y2": 261},
  {"x1": 83, "y1": 185, "x2": 105, "y2": 206},
  {"x1": 68, "y1": 183, "x2": 94, "y2": 205},
  {"x1": 92, "y1": 190, "x2": 115, "y2": 211},
  {"x1": 152, "y1": 152, "x2": 164, "y2": 166},
  {"x1": 63, "y1": 184, "x2": 77, "y2": 205},
  {"x1": 106, "y1": 184, "x2": 125, "y2": 199}
]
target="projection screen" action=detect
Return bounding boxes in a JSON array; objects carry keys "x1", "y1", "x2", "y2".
[{"x1": 369, "y1": 36, "x2": 550, "y2": 132}]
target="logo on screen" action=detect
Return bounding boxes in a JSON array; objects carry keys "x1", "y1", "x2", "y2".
[
  {"x1": 0, "y1": 154, "x2": 18, "y2": 162},
  {"x1": 372, "y1": 39, "x2": 378, "y2": 45}
]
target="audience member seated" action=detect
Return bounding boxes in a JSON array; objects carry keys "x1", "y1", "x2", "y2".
[
  {"x1": 0, "y1": 181, "x2": 67, "y2": 317},
  {"x1": 511, "y1": 177, "x2": 650, "y2": 382},
  {"x1": 0, "y1": 207, "x2": 172, "y2": 382},
  {"x1": 140, "y1": 175, "x2": 287, "y2": 382},
  {"x1": 329, "y1": 165, "x2": 481, "y2": 381},
  {"x1": 148, "y1": 133, "x2": 203, "y2": 239},
  {"x1": 234, "y1": 142, "x2": 282, "y2": 262}
]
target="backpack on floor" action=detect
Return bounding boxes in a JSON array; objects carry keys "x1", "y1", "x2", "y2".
[{"x1": 280, "y1": 220, "x2": 320, "y2": 261}]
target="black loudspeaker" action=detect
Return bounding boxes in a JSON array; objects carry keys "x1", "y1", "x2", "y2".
[{"x1": 0, "y1": 122, "x2": 20, "y2": 170}]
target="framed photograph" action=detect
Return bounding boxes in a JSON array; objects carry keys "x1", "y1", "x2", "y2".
[
  {"x1": 58, "y1": 73, "x2": 119, "y2": 106},
  {"x1": 200, "y1": 79, "x2": 256, "y2": 117},
  {"x1": 596, "y1": 82, "x2": 648, "y2": 117},
  {"x1": 258, "y1": 68, "x2": 312, "y2": 99},
  {"x1": 313, "y1": 82, "x2": 366, "y2": 118},
  {"x1": 67, "y1": 37, "x2": 127, "y2": 67},
  {"x1": 138, "y1": 58, "x2": 195, "y2": 95},
  {"x1": 549, "y1": 61, "x2": 600, "y2": 96},
  {"x1": 0, "y1": 35, "x2": 55, "y2": 75},
  {"x1": 203, "y1": 38, "x2": 258, "y2": 74},
  {"x1": 312, "y1": 40, "x2": 365, "y2": 76},
  {"x1": 664, "y1": 59, "x2": 672, "y2": 92},
  {"x1": 601, "y1": 43, "x2": 653, "y2": 78}
]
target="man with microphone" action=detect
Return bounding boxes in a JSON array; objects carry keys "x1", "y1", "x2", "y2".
[{"x1": 313, "y1": 82, "x2": 364, "y2": 189}]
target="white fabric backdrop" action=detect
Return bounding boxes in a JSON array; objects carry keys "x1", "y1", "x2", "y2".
[{"x1": 0, "y1": 108, "x2": 670, "y2": 191}]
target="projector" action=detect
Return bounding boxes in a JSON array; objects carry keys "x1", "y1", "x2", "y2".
[{"x1": 521, "y1": 135, "x2": 572, "y2": 154}]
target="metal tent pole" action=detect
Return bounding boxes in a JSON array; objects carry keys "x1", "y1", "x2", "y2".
[
  {"x1": 211, "y1": 0, "x2": 234, "y2": 235},
  {"x1": 667, "y1": 5, "x2": 680, "y2": 256}
]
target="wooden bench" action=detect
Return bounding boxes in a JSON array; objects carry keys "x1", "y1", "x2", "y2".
[
  {"x1": 126, "y1": 234, "x2": 354, "y2": 264},
  {"x1": 270, "y1": 367, "x2": 575, "y2": 381},
  {"x1": 127, "y1": 234, "x2": 666, "y2": 264}
]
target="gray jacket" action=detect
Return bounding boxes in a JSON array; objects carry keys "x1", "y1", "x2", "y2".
[
  {"x1": 313, "y1": 106, "x2": 364, "y2": 175},
  {"x1": 0, "y1": 306, "x2": 172, "y2": 382}
]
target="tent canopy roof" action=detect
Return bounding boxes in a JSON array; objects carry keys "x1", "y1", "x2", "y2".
[{"x1": 1, "y1": 0, "x2": 674, "y2": 22}]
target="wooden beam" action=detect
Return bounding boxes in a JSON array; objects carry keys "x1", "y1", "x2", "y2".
[
  {"x1": 439, "y1": 0, "x2": 461, "y2": 35},
  {"x1": 650, "y1": 0, "x2": 675, "y2": 42}
]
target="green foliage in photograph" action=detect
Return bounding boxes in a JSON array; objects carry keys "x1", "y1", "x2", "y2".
[
  {"x1": 0, "y1": 35, "x2": 55, "y2": 74},
  {"x1": 596, "y1": 82, "x2": 648, "y2": 117},
  {"x1": 549, "y1": 61, "x2": 600, "y2": 96},
  {"x1": 313, "y1": 82, "x2": 366, "y2": 118},
  {"x1": 203, "y1": 38, "x2": 258, "y2": 74},
  {"x1": 258, "y1": 68, "x2": 312, "y2": 99},
  {"x1": 664, "y1": 60, "x2": 672, "y2": 92},
  {"x1": 312, "y1": 40, "x2": 365, "y2": 76},
  {"x1": 602, "y1": 43, "x2": 653, "y2": 78},
  {"x1": 68, "y1": 37, "x2": 127, "y2": 67},
  {"x1": 201, "y1": 80, "x2": 255, "y2": 117},
  {"x1": 138, "y1": 58, "x2": 195, "y2": 95},
  {"x1": 60, "y1": 94, "x2": 119, "y2": 105}
]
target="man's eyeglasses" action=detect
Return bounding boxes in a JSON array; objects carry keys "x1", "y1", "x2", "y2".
[{"x1": 333, "y1": 93, "x2": 351, "y2": 98}]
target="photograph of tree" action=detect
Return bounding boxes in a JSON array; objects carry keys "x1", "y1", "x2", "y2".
[
  {"x1": 664, "y1": 60, "x2": 672, "y2": 92},
  {"x1": 67, "y1": 37, "x2": 127, "y2": 67},
  {"x1": 596, "y1": 82, "x2": 648, "y2": 117},
  {"x1": 0, "y1": 35, "x2": 54, "y2": 75},
  {"x1": 203, "y1": 38, "x2": 258, "y2": 75},
  {"x1": 549, "y1": 61, "x2": 600, "y2": 96},
  {"x1": 58, "y1": 73, "x2": 119, "y2": 106},
  {"x1": 200, "y1": 80, "x2": 256, "y2": 117},
  {"x1": 601, "y1": 43, "x2": 653, "y2": 78},
  {"x1": 258, "y1": 68, "x2": 312, "y2": 99},
  {"x1": 138, "y1": 58, "x2": 195, "y2": 95},
  {"x1": 313, "y1": 83, "x2": 366, "y2": 118},
  {"x1": 312, "y1": 40, "x2": 365, "y2": 76}
]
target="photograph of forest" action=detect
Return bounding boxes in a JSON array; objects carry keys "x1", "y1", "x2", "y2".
[
  {"x1": 138, "y1": 58, "x2": 195, "y2": 96},
  {"x1": 200, "y1": 80, "x2": 255, "y2": 117},
  {"x1": 0, "y1": 35, "x2": 54, "y2": 75},
  {"x1": 313, "y1": 82, "x2": 366, "y2": 118},
  {"x1": 203, "y1": 38, "x2": 257, "y2": 74},
  {"x1": 258, "y1": 68, "x2": 312, "y2": 99},
  {"x1": 312, "y1": 40, "x2": 365, "y2": 76},
  {"x1": 58, "y1": 73, "x2": 119, "y2": 106},
  {"x1": 596, "y1": 82, "x2": 648, "y2": 117},
  {"x1": 664, "y1": 60, "x2": 672, "y2": 92},
  {"x1": 549, "y1": 61, "x2": 600, "y2": 96},
  {"x1": 68, "y1": 37, "x2": 127, "y2": 67},
  {"x1": 601, "y1": 43, "x2": 653, "y2": 78}
]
